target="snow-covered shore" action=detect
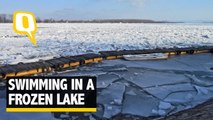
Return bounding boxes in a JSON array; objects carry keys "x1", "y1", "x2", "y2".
[{"x1": 0, "y1": 23, "x2": 213, "y2": 64}]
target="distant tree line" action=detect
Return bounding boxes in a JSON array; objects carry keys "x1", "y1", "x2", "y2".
[
  {"x1": 0, "y1": 14, "x2": 178, "y2": 23},
  {"x1": 0, "y1": 14, "x2": 71, "y2": 23},
  {"x1": 37, "y1": 19, "x2": 172, "y2": 23},
  {"x1": 0, "y1": 14, "x2": 13, "y2": 23}
]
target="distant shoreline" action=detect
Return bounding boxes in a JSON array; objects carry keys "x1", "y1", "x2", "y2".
[
  {"x1": 49, "y1": 19, "x2": 183, "y2": 23},
  {"x1": 0, "y1": 14, "x2": 183, "y2": 23}
]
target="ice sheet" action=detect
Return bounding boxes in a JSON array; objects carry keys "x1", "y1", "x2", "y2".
[
  {"x1": 1, "y1": 23, "x2": 213, "y2": 64},
  {"x1": 122, "y1": 94, "x2": 159, "y2": 117}
]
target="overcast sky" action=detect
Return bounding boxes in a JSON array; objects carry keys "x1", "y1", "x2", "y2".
[{"x1": 0, "y1": 0, "x2": 213, "y2": 21}]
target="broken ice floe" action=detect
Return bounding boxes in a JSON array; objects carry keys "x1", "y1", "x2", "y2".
[
  {"x1": 144, "y1": 83, "x2": 195, "y2": 99},
  {"x1": 97, "y1": 83, "x2": 125, "y2": 105},
  {"x1": 125, "y1": 71, "x2": 190, "y2": 88},
  {"x1": 1, "y1": 54, "x2": 213, "y2": 119},
  {"x1": 97, "y1": 83, "x2": 125, "y2": 118},
  {"x1": 96, "y1": 74, "x2": 120, "y2": 88},
  {"x1": 122, "y1": 94, "x2": 159, "y2": 117}
]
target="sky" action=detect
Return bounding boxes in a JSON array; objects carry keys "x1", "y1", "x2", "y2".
[{"x1": 0, "y1": 0, "x2": 213, "y2": 21}]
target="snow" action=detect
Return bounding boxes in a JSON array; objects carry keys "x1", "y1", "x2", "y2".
[{"x1": 0, "y1": 23, "x2": 213, "y2": 64}]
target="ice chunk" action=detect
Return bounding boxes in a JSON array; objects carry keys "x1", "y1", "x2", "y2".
[
  {"x1": 158, "y1": 110, "x2": 166, "y2": 116},
  {"x1": 187, "y1": 74, "x2": 213, "y2": 86},
  {"x1": 103, "y1": 104, "x2": 121, "y2": 118},
  {"x1": 185, "y1": 93, "x2": 193, "y2": 100},
  {"x1": 151, "y1": 101, "x2": 173, "y2": 116},
  {"x1": 97, "y1": 83, "x2": 125, "y2": 105},
  {"x1": 122, "y1": 94, "x2": 159, "y2": 117},
  {"x1": 164, "y1": 91, "x2": 197, "y2": 104},
  {"x1": 97, "y1": 74, "x2": 120, "y2": 88},
  {"x1": 125, "y1": 71, "x2": 190, "y2": 88},
  {"x1": 194, "y1": 85, "x2": 209, "y2": 95},
  {"x1": 159, "y1": 101, "x2": 172, "y2": 110},
  {"x1": 145, "y1": 83, "x2": 194, "y2": 99},
  {"x1": 152, "y1": 109, "x2": 166, "y2": 116},
  {"x1": 125, "y1": 89, "x2": 137, "y2": 96}
]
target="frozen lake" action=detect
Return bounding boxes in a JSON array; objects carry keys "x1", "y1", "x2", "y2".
[
  {"x1": 1, "y1": 53, "x2": 213, "y2": 119},
  {"x1": 0, "y1": 23, "x2": 213, "y2": 64}
]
